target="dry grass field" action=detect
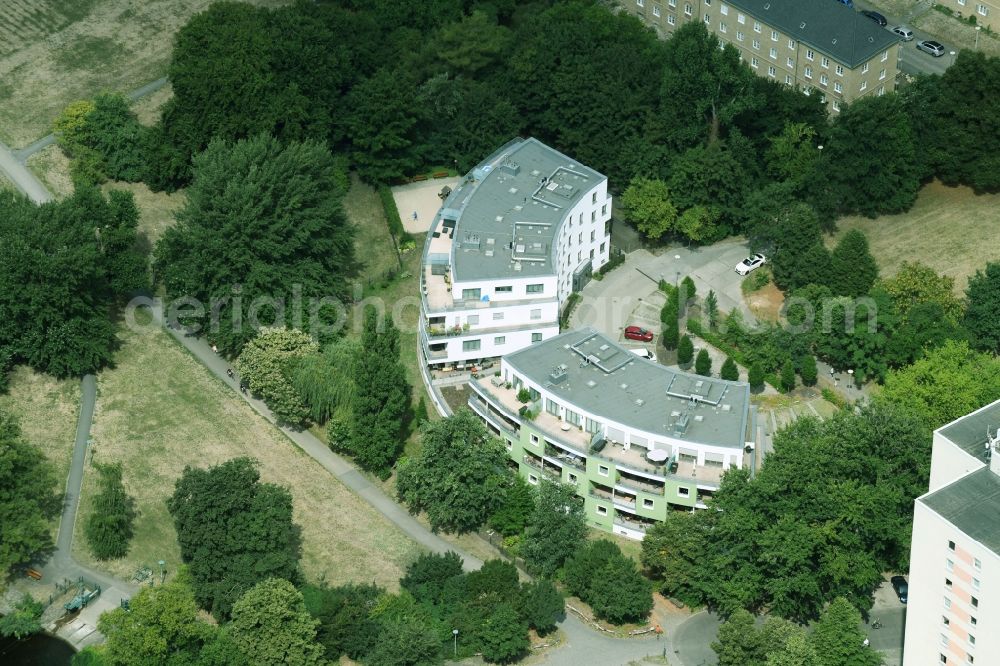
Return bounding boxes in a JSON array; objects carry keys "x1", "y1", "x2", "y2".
[
  {"x1": 132, "y1": 81, "x2": 173, "y2": 126},
  {"x1": 831, "y1": 180, "x2": 1000, "y2": 294},
  {"x1": 103, "y1": 180, "x2": 184, "y2": 248},
  {"x1": 25, "y1": 143, "x2": 73, "y2": 198},
  {"x1": 72, "y1": 314, "x2": 421, "y2": 588},
  {"x1": 0, "y1": 0, "x2": 287, "y2": 147}
]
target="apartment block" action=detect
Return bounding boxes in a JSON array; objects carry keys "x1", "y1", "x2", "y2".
[
  {"x1": 467, "y1": 328, "x2": 756, "y2": 539},
  {"x1": 419, "y1": 138, "x2": 612, "y2": 370},
  {"x1": 944, "y1": 0, "x2": 997, "y2": 32},
  {"x1": 903, "y1": 400, "x2": 1000, "y2": 665},
  {"x1": 623, "y1": 0, "x2": 901, "y2": 111}
]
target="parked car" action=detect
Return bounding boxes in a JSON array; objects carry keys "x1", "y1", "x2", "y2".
[
  {"x1": 891, "y1": 26, "x2": 914, "y2": 41},
  {"x1": 630, "y1": 347, "x2": 658, "y2": 362},
  {"x1": 891, "y1": 576, "x2": 909, "y2": 604},
  {"x1": 624, "y1": 326, "x2": 654, "y2": 342},
  {"x1": 735, "y1": 253, "x2": 767, "y2": 276},
  {"x1": 917, "y1": 40, "x2": 946, "y2": 56},
  {"x1": 861, "y1": 9, "x2": 887, "y2": 26}
]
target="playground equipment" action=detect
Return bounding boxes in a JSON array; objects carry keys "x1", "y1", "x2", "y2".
[{"x1": 64, "y1": 581, "x2": 101, "y2": 612}]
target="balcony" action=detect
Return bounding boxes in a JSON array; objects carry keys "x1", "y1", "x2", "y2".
[
  {"x1": 467, "y1": 397, "x2": 518, "y2": 439},
  {"x1": 523, "y1": 453, "x2": 561, "y2": 480},
  {"x1": 590, "y1": 484, "x2": 636, "y2": 511},
  {"x1": 545, "y1": 443, "x2": 585, "y2": 471}
]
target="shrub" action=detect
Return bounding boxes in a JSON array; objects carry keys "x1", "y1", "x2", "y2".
[
  {"x1": 800, "y1": 354, "x2": 818, "y2": 386},
  {"x1": 661, "y1": 304, "x2": 680, "y2": 350},
  {"x1": 720, "y1": 356, "x2": 739, "y2": 381},
  {"x1": 677, "y1": 335, "x2": 694, "y2": 365},
  {"x1": 377, "y1": 185, "x2": 406, "y2": 241},
  {"x1": 695, "y1": 348, "x2": 712, "y2": 376},
  {"x1": 560, "y1": 293, "x2": 581, "y2": 329},
  {"x1": 85, "y1": 462, "x2": 136, "y2": 560},
  {"x1": 748, "y1": 363, "x2": 765, "y2": 391},
  {"x1": 680, "y1": 276, "x2": 697, "y2": 307},
  {"x1": 516, "y1": 388, "x2": 531, "y2": 403},
  {"x1": 741, "y1": 270, "x2": 770, "y2": 294},
  {"x1": 235, "y1": 327, "x2": 318, "y2": 426},
  {"x1": 780, "y1": 358, "x2": 796, "y2": 392}
]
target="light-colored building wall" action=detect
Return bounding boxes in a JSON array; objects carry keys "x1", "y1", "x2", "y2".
[{"x1": 946, "y1": 0, "x2": 998, "y2": 31}]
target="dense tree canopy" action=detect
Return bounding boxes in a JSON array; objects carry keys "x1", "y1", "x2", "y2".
[
  {"x1": 154, "y1": 134, "x2": 354, "y2": 355},
  {"x1": 397, "y1": 409, "x2": 510, "y2": 533},
  {"x1": 235, "y1": 327, "x2": 318, "y2": 425},
  {"x1": 964, "y1": 262, "x2": 1000, "y2": 354},
  {"x1": 521, "y1": 481, "x2": 586, "y2": 578},
  {"x1": 167, "y1": 457, "x2": 302, "y2": 619},
  {"x1": 227, "y1": 578, "x2": 325, "y2": 666}
]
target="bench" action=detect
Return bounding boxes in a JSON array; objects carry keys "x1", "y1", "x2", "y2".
[{"x1": 26, "y1": 568, "x2": 42, "y2": 581}]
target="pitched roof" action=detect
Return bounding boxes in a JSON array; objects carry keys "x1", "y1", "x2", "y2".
[{"x1": 725, "y1": 0, "x2": 899, "y2": 68}]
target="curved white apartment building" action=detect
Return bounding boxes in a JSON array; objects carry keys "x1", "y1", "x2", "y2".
[{"x1": 419, "y1": 138, "x2": 612, "y2": 369}]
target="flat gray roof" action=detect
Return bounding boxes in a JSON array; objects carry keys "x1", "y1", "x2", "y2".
[
  {"x1": 939, "y1": 400, "x2": 1000, "y2": 463},
  {"x1": 727, "y1": 0, "x2": 899, "y2": 68},
  {"x1": 921, "y1": 467, "x2": 1000, "y2": 555},
  {"x1": 505, "y1": 328, "x2": 751, "y2": 449},
  {"x1": 431, "y1": 138, "x2": 604, "y2": 282}
]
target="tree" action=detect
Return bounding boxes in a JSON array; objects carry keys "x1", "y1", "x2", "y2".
[
  {"x1": 620, "y1": 177, "x2": 677, "y2": 240},
  {"x1": 809, "y1": 597, "x2": 881, "y2": 666},
  {"x1": 154, "y1": 134, "x2": 354, "y2": 355},
  {"x1": 641, "y1": 511, "x2": 708, "y2": 607},
  {"x1": 765, "y1": 122, "x2": 820, "y2": 192},
  {"x1": 228, "y1": 578, "x2": 325, "y2": 666},
  {"x1": 766, "y1": 631, "x2": 818, "y2": 666},
  {"x1": 712, "y1": 609, "x2": 765, "y2": 666},
  {"x1": 235, "y1": 327, "x2": 318, "y2": 425},
  {"x1": 478, "y1": 603, "x2": 529, "y2": 664},
  {"x1": 346, "y1": 68, "x2": 425, "y2": 183},
  {"x1": 288, "y1": 338, "x2": 359, "y2": 424},
  {"x1": 680, "y1": 276, "x2": 697, "y2": 306},
  {"x1": 720, "y1": 357, "x2": 740, "y2": 381},
  {"x1": 400, "y1": 552, "x2": 465, "y2": 606},
  {"x1": 0, "y1": 595, "x2": 44, "y2": 639},
  {"x1": 828, "y1": 230, "x2": 879, "y2": 298},
  {"x1": 768, "y1": 204, "x2": 830, "y2": 292},
  {"x1": 677, "y1": 335, "x2": 694, "y2": 366},
  {"x1": 824, "y1": 94, "x2": 921, "y2": 217},
  {"x1": 348, "y1": 307, "x2": 410, "y2": 476},
  {"x1": 667, "y1": 145, "x2": 748, "y2": 236},
  {"x1": 780, "y1": 358, "x2": 796, "y2": 392},
  {"x1": 0, "y1": 411, "x2": 61, "y2": 574},
  {"x1": 964, "y1": 262, "x2": 1000, "y2": 353},
  {"x1": 489, "y1": 474, "x2": 536, "y2": 537},
  {"x1": 675, "y1": 205, "x2": 722, "y2": 244},
  {"x1": 695, "y1": 348, "x2": 712, "y2": 376},
  {"x1": 880, "y1": 262, "x2": 962, "y2": 323},
  {"x1": 518, "y1": 580, "x2": 563, "y2": 636},
  {"x1": 799, "y1": 355, "x2": 818, "y2": 387},
  {"x1": 586, "y1": 552, "x2": 654, "y2": 624},
  {"x1": 880, "y1": 340, "x2": 1000, "y2": 429},
  {"x1": 748, "y1": 363, "x2": 765, "y2": 391},
  {"x1": 563, "y1": 539, "x2": 621, "y2": 599},
  {"x1": 397, "y1": 410, "x2": 510, "y2": 533},
  {"x1": 166, "y1": 457, "x2": 302, "y2": 619},
  {"x1": 705, "y1": 290, "x2": 720, "y2": 330},
  {"x1": 521, "y1": 481, "x2": 586, "y2": 578},
  {"x1": 661, "y1": 303, "x2": 680, "y2": 351},
  {"x1": 432, "y1": 10, "x2": 511, "y2": 77},
  {"x1": 85, "y1": 462, "x2": 136, "y2": 560},
  {"x1": 303, "y1": 582, "x2": 382, "y2": 662},
  {"x1": 98, "y1": 577, "x2": 215, "y2": 665}
]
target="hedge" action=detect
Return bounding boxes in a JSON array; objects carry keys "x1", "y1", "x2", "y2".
[
  {"x1": 687, "y1": 319, "x2": 781, "y2": 391},
  {"x1": 377, "y1": 184, "x2": 409, "y2": 242}
]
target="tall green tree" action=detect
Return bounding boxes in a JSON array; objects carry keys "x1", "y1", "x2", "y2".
[
  {"x1": 227, "y1": 578, "x2": 325, "y2": 666},
  {"x1": 478, "y1": 603, "x2": 529, "y2": 664},
  {"x1": 765, "y1": 122, "x2": 820, "y2": 193},
  {"x1": 695, "y1": 348, "x2": 712, "y2": 376},
  {"x1": 799, "y1": 355, "x2": 818, "y2": 387},
  {"x1": 154, "y1": 134, "x2": 354, "y2": 355},
  {"x1": 397, "y1": 410, "x2": 510, "y2": 533},
  {"x1": 705, "y1": 290, "x2": 720, "y2": 329},
  {"x1": 166, "y1": 457, "x2": 302, "y2": 619},
  {"x1": 964, "y1": 262, "x2": 1000, "y2": 353},
  {"x1": 809, "y1": 597, "x2": 881, "y2": 666},
  {"x1": 85, "y1": 462, "x2": 136, "y2": 560},
  {"x1": 780, "y1": 358, "x2": 796, "y2": 391},
  {"x1": 768, "y1": 203, "x2": 830, "y2": 292},
  {"x1": 586, "y1": 552, "x2": 653, "y2": 624},
  {"x1": 0, "y1": 411, "x2": 61, "y2": 574},
  {"x1": 235, "y1": 327, "x2": 318, "y2": 426},
  {"x1": 302, "y1": 582, "x2": 382, "y2": 662},
  {"x1": 880, "y1": 262, "x2": 963, "y2": 323},
  {"x1": 828, "y1": 230, "x2": 879, "y2": 298},
  {"x1": 720, "y1": 357, "x2": 739, "y2": 382},
  {"x1": 489, "y1": 473, "x2": 536, "y2": 537},
  {"x1": 677, "y1": 335, "x2": 694, "y2": 366},
  {"x1": 748, "y1": 362, "x2": 765, "y2": 391},
  {"x1": 521, "y1": 481, "x2": 586, "y2": 578},
  {"x1": 518, "y1": 580, "x2": 563, "y2": 636},
  {"x1": 346, "y1": 68, "x2": 425, "y2": 183},
  {"x1": 620, "y1": 177, "x2": 677, "y2": 240},
  {"x1": 0, "y1": 595, "x2": 44, "y2": 640},
  {"x1": 661, "y1": 303, "x2": 680, "y2": 351},
  {"x1": 348, "y1": 308, "x2": 410, "y2": 476},
  {"x1": 712, "y1": 609, "x2": 765, "y2": 666},
  {"x1": 288, "y1": 338, "x2": 359, "y2": 424}
]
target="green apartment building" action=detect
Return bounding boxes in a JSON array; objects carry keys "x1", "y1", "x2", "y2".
[
  {"x1": 622, "y1": 0, "x2": 901, "y2": 112},
  {"x1": 467, "y1": 328, "x2": 756, "y2": 539}
]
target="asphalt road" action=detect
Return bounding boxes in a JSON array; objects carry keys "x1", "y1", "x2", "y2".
[{"x1": 852, "y1": 0, "x2": 958, "y2": 77}]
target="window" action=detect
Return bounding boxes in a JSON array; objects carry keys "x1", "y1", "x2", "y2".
[
  {"x1": 788, "y1": 38, "x2": 795, "y2": 49},
  {"x1": 636, "y1": 0, "x2": 644, "y2": 6},
  {"x1": 737, "y1": 30, "x2": 744, "y2": 41},
  {"x1": 599, "y1": 465, "x2": 610, "y2": 476},
  {"x1": 578, "y1": 232, "x2": 583, "y2": 244},
  {"x1": 943, "y1": 616, "x2": 950, "y2": 626},
  {"x1": 972, "y1": 596, "x2": 979, "y2": 608},
  {"x1": 568, "y1": 472, "x2": 578, "y2": 483},
  {"x1": 752, "y1": 38, "x2": 760, "y2": 49},
  {"x1": 785, "y1": 75, "x2": 792, "y2": 84},
  {"x1": 958, "y1": 0, "x2": 965, "y2": 4},
  {"x1": 530, "y1": 434, "x2": 539, "y2": 445},
  {"x1": 771, "y1": 29, "x2": 778, "y2": 41},
  {"x1": 505, "y1": 439, "x2": 512, "y2": 450},
  {"x1": 678, "y1": 487, "x2": 691, "y2": 497},
  {"x1": 751, "y1": 56, "x2": 759, "y2": 68},
  {"x1": 591, "y1": 192, "x2": 597, "y2": 204},
  {"x1": 879, "y1": 68, "x2": 886, "y2": 80},
  {"x1": 493, "y1": 312, "x2": 504, "y2": 321},
  {"x1": 463, "y1": 339, "x2": 480, "y2": 352},
  {"x1": 494, "y1": 336, "x2": 505, "y2": 345},
  {"x1": 596, "y1": 505, "x2": 608, "y2": 516},
  {"x1": 601, "y1": 204, "x2": 607, "y2": 216},
  {"x1": 684, "y1": 3, "x2": 692, "y2": 16},
  {"x1": 820, "y1": 73, "x2": 828, "y2": 85},
  {"x1": 973, "y1": 577, "x2": 981, "y2": 590},
  {"x1": 526, "y1": 284, "x2": 543, "y2": 294},
  {"x1": 969, "y1": 635, "x2": 976, "y2": 645},
  {"x1": 528, "y1": 474, "x2": 538, "y2": 485},
  {"x1": 769, "y1": 47, "x2": 777, "y2": 59},
  {"x1": 945, "y1": 578, "x2": 953, "y2": 588},
  {"x1": 979, "y1": 3, "x2": 989, "y2": 16},
  {"x1": 704, "y1": 13, "x2": 710, "y2": 24},
  {"x1": 720, "y1": 21, "x2": 727, "y2": 33},
  {"x1": 969, "y1": 654, "x2": 975, "y2": 664},
  {"x1": 466, "y1": 315, "x2": 479, "y2": 326},
  {"x1": 668, "y1": 14, "x2": 676, "y2": 24},
  {"x1": 720, "y1": 3, "x2": 728, "y2": 14},
  {"x1": 768, "y1": 65, "x2": 776, "y2": 78},
  {"x1": 971, "y1": 615, "x2": 977, "y2": 625},
  {"x1": 836, "y1": 64, "x2": 844, "y2": 76},
  {"x1": 860, "y1": 81, "x2": 867, "y2": 92},
  {"x1": 949, "y1": 540, "x2": 956, "y2": 551},
  {"x1": 834, "y1": 82, "x2": 843, "y2": 93},
  {"x1": 590, "y1": 210, "x2": 596, "y2": 222},
  {"x1": 738, "y1": 12, "x2": 745, "y2": 23},
  {"x1": 862, "y1": 63, "x2": 869, "y2": 73},
  {"x1": 669, "y1": 0, "x2": 676, "y2": 6},
  {"x1": 821, "y1": 56, "x2": 829, "y2": 67},
  {"x1": 590, "y1": 230, "x2": 596, "y2": 242},
  {"x1": 806, "y1": 49, "x2": 814, "y2": 60},
  {"x1": 787, "y1": 56, "x2": 794, "y2": 68},
  {"x1": 643, "y1": 498, "x2": 654, "y2": 509},
  {"x1": 653, "y1": 4, "x2": 660, "y2": 16},
  {"x1": 940, "y1": 634, "x2": 949, "y2": 647},
  {"x1": 939, "y1": 655, "x2": 947, "y2": 664},
  {"x1": 462, "y1": 288, "x2": 481, "y2": 300},
  {"x1": 495, "y1": 285, "x2": 512, "y2": 293},
  {"x1": 530, "y1": 309, "x2": 541, "y2": 320},
  {"x1": 974, "y1": 557, "x2": 982, "y2": 571},
  {"x1": 947, "y1": 558, "x2": 954, "y2": 572},
  {"x1": 704, "y1": 0, "x2": 710, "y2": 4},
  {"x1": 577, "y1": 251, "x2": 582, "y2": 262},
  {"x1": 944, "y1": 596, "x2": 952, "y2": 608},
  {"x1": 531, "y1": 333, "x2": 542, "y2": 343}
]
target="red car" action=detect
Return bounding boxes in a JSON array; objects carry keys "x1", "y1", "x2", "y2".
[{"x1": 624, "y1": 326, "x2": 654, "y2": 342}]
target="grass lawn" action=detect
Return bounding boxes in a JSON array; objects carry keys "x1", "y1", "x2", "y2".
[
  {"x1": 132, "y1": 82, "x2": 173, "y2": 127},
  {"x1": 25, "y1": 143, "x2": 73, "y2": 199},
  {"x1": 0, "y1": 170, "x2": 14, "y2": 192},
  {"x1": 916, "y1": 9, "x2": 1000, "y2": 58},
  {"x1": 103, "y1": 181, "x2": 185, "y2": 250},
  {"x1": 72, "y1": 315, "x2": 422, "y2": 588},
  {"x1": 0, "y1": 0, "x2": 288, "y2": 147},
  {"x1": 830, "y1": 180, "x2": 1000, "y2": 295}
]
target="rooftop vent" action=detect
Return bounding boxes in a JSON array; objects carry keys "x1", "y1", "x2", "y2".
[
  {"x1": 620, "y1": 383, "x2": 628, "y2": 390},
  {"x1": 508, "y1": 187, "x2": 518, "y2": 194},
  {"x1": 635, "y1": 399, "x2": 644, "y2": 406},
  {"x1": 549, "y1": 366, "x2": 568, "y2": 384},
  {"x1": 694, "y1": 415, "x2": 704, "y2": 422},
  {"x1": 500, "y1": 156, "x2": 520, "y2": 177},
  {"x1": 674, "y1": 413, "x2": 690, "y2": 436},
  {"x1": 800, "y1": 22, "x2": 806, "y2": 28},
  {"x1": 587, "y1": 380, "x2": 597, "y2": 387},
  {"x1": 671, "y1": 411, "x2": 681, "y2": 417},
  {"x1": 495, "y1": 216, "x2": 503, "y2": 222},
  {"x1": 722, "y1": 404, "x2": 731, "y2": 412}
]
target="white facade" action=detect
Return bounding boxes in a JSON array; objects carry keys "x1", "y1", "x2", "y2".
[
  {"x1": 419, "y1": 138, "x2": 611, "y2": 368},
  {"x1": 904, "y1": 401, "x2": 1000, "y2": 666}
]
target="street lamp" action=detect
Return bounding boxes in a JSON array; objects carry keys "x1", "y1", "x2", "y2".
[
  {"x1": 452, "y1": 629, "x2": 459, "y2": 657},
  {"x1": 158, "y1": 560, "x2": 166, "y2": 585},
  {"x1": 976, "y1": 25, "x2": 982, "y2": 51}
]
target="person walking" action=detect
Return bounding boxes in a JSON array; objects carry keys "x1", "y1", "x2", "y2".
[{"x1": 226, "y1": 368, "x2": 234, "y2": 380}]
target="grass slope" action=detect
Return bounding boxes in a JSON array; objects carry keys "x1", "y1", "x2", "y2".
[{"x1": 73, "y1": 317, "x2": 421, "y2": 588}]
